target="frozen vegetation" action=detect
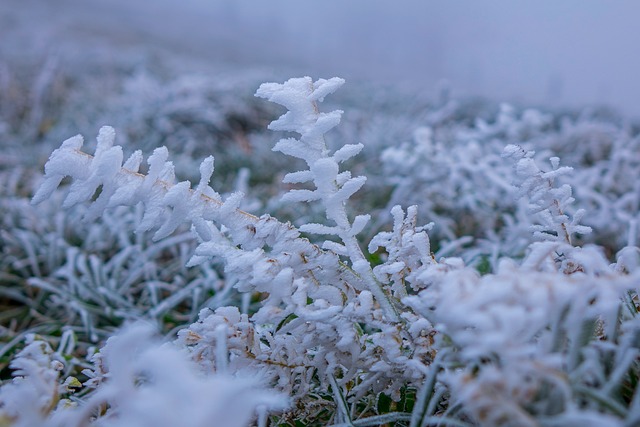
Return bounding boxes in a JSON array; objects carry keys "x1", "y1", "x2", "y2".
[{"x1": 3, "y1": 20, "x2": 640, "y2": 427}]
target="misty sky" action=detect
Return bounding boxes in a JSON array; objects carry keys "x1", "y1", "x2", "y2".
[{"x1": 4, "y1": 0, "x2": 640, "y2": 117}]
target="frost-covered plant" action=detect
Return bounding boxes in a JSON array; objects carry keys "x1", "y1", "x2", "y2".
[
  {"x1": 30, "y1": 77, "x2": 442, "y2": 424},
  {"x1": 502, "y1": 144, "x2": 591, "y2": 247},
  {"x1": 0, "y1": 322, "x2": 287, "y2": 427},
  {"x1": 0, "y1": 333, "x2": 72, "y2": 425},
  {"x1": 405, "y1": 247, "x2": 640, "y2": 426},
  {"x1": 254, "y1": 77, "x2": 397, "y2": 319}
]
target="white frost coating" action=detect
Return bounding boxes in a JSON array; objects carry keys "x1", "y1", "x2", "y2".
[
  {"x1": 501, "y1": 143, "x2": 524, "y2": 159},
  {"x1": 299, "y1": 223, "x2": 340, "y2": 236},
  {"x1": 322, "y1": 240, "x2": 349, "y2": 255},
  {"x1": 122, "y1": 150, "x2": 143, "y2": 172},
  {"x1": 302, "y1": 110, "x2": 343, "y2": 141},
  {"x1": 95, "y1": 125, "x2": 116, "y2": 155},
  {"x1": 335, "y1": 170, "x2": 352, "y2": 186},
  {"x1": 153, "y1": 181, "x2": 191, "y2": 240},
  {"x1": 32, "y1": 127, "x2": 350, "y2": 292},
  {"x1": 195, "y1": 156, "x2": 217, "y2": 198},
  {"x1": 282, "y1": 170, "x2": 313, "y2": 184},
  {"x1": 63, "y1": 142, "x2": 124, "y2": 212},
  {"x1": 333, "y1": 175, "x2": 366, "y2": 204},
  {"x1": 309, "y1": 77, "x2": 345, "y2": 102},
  {"x1": 349, "y1": 214, "x2": 370, "y2": 237},
  {"x1": 280, "y1": 188, "x2": 321, "y2": 203},
  {"x1": 31, "y1": 137, "x2": 87, "y2": 205},
  {"x1": 256, "y1": 78, "x2": 317, "y2": 134},
  {"x1": 333, "y1": 143, "x2": 364, "y2": 163}
]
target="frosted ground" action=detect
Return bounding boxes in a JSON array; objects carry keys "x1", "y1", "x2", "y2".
[{"x1": 3, "y1": 2, "x2": 640, "y2": 426}]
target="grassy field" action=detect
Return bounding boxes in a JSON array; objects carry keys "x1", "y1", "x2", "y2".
[{"x1": 3, "y1": 7, "x2": 640, "y2": 426}]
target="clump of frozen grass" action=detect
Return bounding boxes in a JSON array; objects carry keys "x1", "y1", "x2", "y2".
[
  {"x1": 406, "y1": 261, "x2": 640, "y2": 426},
  {"x1": 378, "y1": 103, "x2": 640, "y2": 265},
  {"x1": 0, "y1": 167, "x2": 224, "y2": 363},
  {"x1": 0, "y1": 333, "x2": 70, "y2": 425},
  {"x1": 0, "y1": 322, "x2": 287, "y2": 426}
]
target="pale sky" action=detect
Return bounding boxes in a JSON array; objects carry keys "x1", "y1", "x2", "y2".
[{"x1": 4, "y1": 0, "x2": 640, "y2": 117}]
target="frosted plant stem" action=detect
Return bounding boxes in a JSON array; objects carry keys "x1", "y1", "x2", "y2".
[
  {"x1": 410, "y1": 355, "x2": 442, "y2": 427},
  {"x1": 214, "y1": 322, "x2": 228, "y2": 374},
  {"x1": 333, "y1": 201, "x2": 398, "y2": 320},
  {"x1": 351, "y1": 256, "x2": 399, "y2": 322},
  {"x1": 328, "y1": 374, "x2": 354, "y2": 426},
  {"x1": 320, "y1": 142, "x2": 399, "y2": 321},
  {"x1": 256, "y1": 76, "x2": 400, "y2": 321}
]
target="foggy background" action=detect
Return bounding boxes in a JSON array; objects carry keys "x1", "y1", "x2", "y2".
[{"x1": 3, "y1": 0, "x2": 640, "y2": 117}]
